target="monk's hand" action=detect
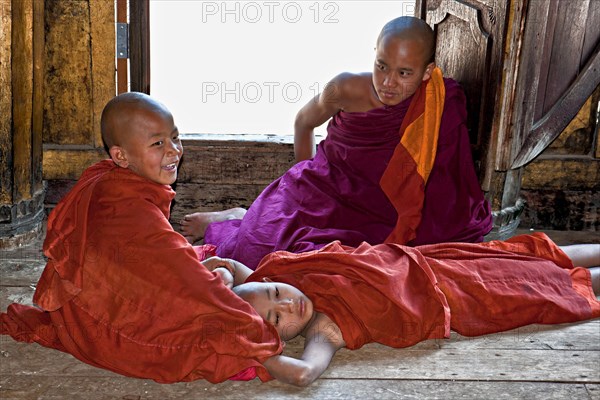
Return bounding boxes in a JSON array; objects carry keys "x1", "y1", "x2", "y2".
[
  {"x1": 202, "y1": 256, "x2": 236, "y2": 288},
  {"x1": 213, "y1": 267, "x2": 234, "y2": 289},
  {"x1": 202, "y1": 256, "x2": 235, "y2": 273}
]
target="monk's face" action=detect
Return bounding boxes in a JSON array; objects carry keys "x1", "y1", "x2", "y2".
[
  {"x1": 372, "y1": 35, "x2": 434, "y2": 106},
  {"x1": 236, "y1": 280, "x2": 314, "y2": 341},
  {"x1": 117, "y1": 108, "x2": 183, "y2": 185}
]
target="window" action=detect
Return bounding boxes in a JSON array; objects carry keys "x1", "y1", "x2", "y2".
[{"x1": 150, "y1": 0, "x2": 415, "y2": 137}]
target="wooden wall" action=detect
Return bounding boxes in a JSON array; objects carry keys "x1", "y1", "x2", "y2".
[
  {"x1": 41, "y1": 0, "x2": 114, "y2": 189},
  {"x1": 15, "y1": 0, "x2": 600, "y2": 233}
]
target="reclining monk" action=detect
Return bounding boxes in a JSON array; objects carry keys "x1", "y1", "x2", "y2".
[
  {"x1": 205, "y1": 233, "x2": 600, "y2": 386},
  {"x1": 180, "y1": 16, "x2": 494, "y2": 270},
  {"x1": 0, "y1": 92, "x2": 282, "y2": 384}
]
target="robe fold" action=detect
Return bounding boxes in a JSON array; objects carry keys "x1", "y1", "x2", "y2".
[
  {"x1": 249, "y1": 233, "x2": 599, "y2": 349},
  {"x1": 206, "y1": 74, "x2": 492, "y2": 270},
  {"x1": 1, "y1": 160, "x2": 282, "y2": 383}
]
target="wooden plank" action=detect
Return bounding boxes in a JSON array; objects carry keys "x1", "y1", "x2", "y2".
[
  {"x1": 441, "y1": 321, "x2": 600, "y2": 351},
  {"x1": 511, "y1": 48, "x2": 600, "y2": 168},
  {"x1": 11, "y1": 0, "x2": 34, "y2": 202},
  {"x1": 89, "y1": 0, "x2": 116, "y2": 149},
  {"x1": 522, "y1": 159, "x2": 600, "y2": 190},
  {"x1": 546, "y1": 93, "x2": 596, "y2": 155},
  {"x1": 540, "y1": 0, "x2": 589, "y2": 116},
  {"x1": 179, "y1": 141, "x2": 293, "y2": 184},
  {"x1": 581, "y1": 0, "x2": 600, "y2": 66},
  {"x1": 43, "y1": 0, "x2": 93, "y2": 145},
  {"x1": 499, "y1": 0, "x2": 550, "y2": 171},
  {"x1": 0, "y1": 261, "x2": 44, "y2": 287},
  {"x1": 31, "y1": 0, "x2": 44, "y2": 193},
  {"x1": 0, "y1": 375, "x2": 595, "y2": 400},
  {"x1": 0, "y1": 0, "x2": 12, "y2": 204},
  {"x1": 129, "y1": 0, "x2": 150, "y2": 94},
  {"x1": 170, "y1": 183, "x2": 268, "y2": 224},
  {"x1": 533, "y1": 0, "x2": 559, "y2": 122},
  {"x1": 42, "y1": 149, "x2": 107, "y2": 180},
  {"x1": 481, "y1": 0, "x2": 526, "y2": 192},
  {"x1": 324, "y1": 345, "x2": 600, "y2": 382}
]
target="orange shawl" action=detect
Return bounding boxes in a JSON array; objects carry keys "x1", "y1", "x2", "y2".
[{"x1": 380, "y1": 67, "x2": 445, "y2": 244}]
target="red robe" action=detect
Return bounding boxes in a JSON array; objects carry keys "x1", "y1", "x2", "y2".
[
  {"x1": 1, "y1": 160, "x2": 282, "y2": 383},
  {"x1": 249, "y1": 233, "x2": 599, "y2": 349}
]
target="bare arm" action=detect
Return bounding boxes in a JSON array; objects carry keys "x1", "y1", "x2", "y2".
[
  {"x1": 293, "y1": 75, "x2": 350, "y2": 163},
  {"x1": 263, "y1": 312, "x2": 346, "y2": 386},
  {"x1": 559, "y1": 244, "x2": 600, "y2": 267},
  {"x1": 201, "y1": 256, "x2": 254, "y2": 287}
]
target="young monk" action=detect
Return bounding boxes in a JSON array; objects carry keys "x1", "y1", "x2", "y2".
[
  {"x1": 180, "y1": 16, "x2": 493, "y2": 270},
  {"x1": 0, "y1": 93, "x2": 282, "y2": 384},
  {"x1": 205, "y1": 233, "x2": 600, "y2": 386}
]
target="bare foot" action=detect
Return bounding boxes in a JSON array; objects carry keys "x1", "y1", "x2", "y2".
[{"x1": 180, "y1": 207, "x2": 247, "y2": 243}]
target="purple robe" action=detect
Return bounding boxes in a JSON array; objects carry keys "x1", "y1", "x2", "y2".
[{"x1": 206, "y1": 79, "x2": 492, "y2": 269}]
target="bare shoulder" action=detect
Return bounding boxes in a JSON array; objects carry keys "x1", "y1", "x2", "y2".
[
  {"x1": 324, "y1": 72, "x2": 378, "y2": 112},
  {"x1": 302, "y1": 312, "x2": 346, "y2": 348}
]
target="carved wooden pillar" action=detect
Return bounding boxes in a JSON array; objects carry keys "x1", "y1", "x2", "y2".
[{"x1": 0, "y1": 0, "x2": 45, "y2": 248}]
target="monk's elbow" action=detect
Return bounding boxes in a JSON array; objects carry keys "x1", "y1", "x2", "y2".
[{"x1": 292, "y1": 366, "x2": 319, "y2": 387}]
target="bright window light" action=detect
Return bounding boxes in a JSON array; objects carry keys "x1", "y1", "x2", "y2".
[{"x1": 150, "y1": 1, "x2": 415, "y2": 136}]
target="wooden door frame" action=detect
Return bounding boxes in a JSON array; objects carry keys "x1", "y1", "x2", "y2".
[{"x1": 118, "y1": 0, "x2": 150, "y2": 94}]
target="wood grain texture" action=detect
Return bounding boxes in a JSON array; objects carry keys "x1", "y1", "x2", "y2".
[
  {"x1": 1, "y1": 223, "x2": 598, "y2": 398},
  {"x1": 89, "y1": 0, "x2": 116, "y2": 148},
  {"x1": 42, "y1": 148, "x2": 107, "y2": 180},
  {"x1": 43, "y1": 0, "x2": 93, "y2": 145},
  {"x1": 11, "y1": 0, "x2": 33, "y2": 201},
  {"x1": 0, "y1": 0, "x2": 12, "y2": 204}
]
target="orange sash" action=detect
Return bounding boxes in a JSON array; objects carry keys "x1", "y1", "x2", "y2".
[{"x1": 380, "y1": 67, "x2": 445, "y2": 244}]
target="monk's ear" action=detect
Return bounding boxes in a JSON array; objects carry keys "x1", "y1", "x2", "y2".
[
  {"x1": 262, "y1": 277, "x2": 273, "y2": 283},
  {"x1": 109, "y1": 146, "x2": 129, "y2": 168},
  {"x1": 422, "y1": 62, "x2": 436, "y2": 81}
]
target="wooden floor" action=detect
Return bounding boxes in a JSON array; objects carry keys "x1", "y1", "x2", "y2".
[{"x1": 1, "y1": 229, "x2": 599, "y2": 400}]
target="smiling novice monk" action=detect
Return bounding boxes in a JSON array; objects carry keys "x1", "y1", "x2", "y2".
[
  {"x1": 223, "y1": 233, "x2": 600, "y2": 386},
  {"x1": 181, "y1": 16, "x2": 493, "y2": 270},
  {"x1": 1, "y1": 93, "x2": 281, "y2": 383}
]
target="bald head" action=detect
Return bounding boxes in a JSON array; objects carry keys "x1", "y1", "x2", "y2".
[
  {"x1": 101, "y1": 92, "x2": 172, "y2": 152},
  {"x1": 377, "y1": 16, "x2": 435, "y2": 66}
]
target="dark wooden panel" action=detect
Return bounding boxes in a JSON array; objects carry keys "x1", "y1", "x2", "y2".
[
  {"x1": 179, "y1": 140, "x2": 294, "y2": 184},
  {"x1": 533, "y1": 0, "x2": 559, "y2": 123},
  {"x1": 537, "y1": 0, "x2": 590, "y2": 118},
  {"x1": 129, "y1": 0, "x2": 150, "y2": 94},
  {"x1": 582, "y1": 0, "x2": 600, "y2": 66},
  {"x1": 170, "y1": 182, "x2": 269, "y2": 227},
  {"x1": 511, "y1": 48, "x2": 600, "y2": 168},
  {"x1": 43, "y1": 0, "x2": 94, "y2": 145},
  {"x1": 31, "y1": 0, "x2": 44, "y2": 193}
]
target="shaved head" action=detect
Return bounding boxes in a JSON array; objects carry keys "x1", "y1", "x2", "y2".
[
  {"x1": 101, "y1": 92, "x2": 172, "y2": 153},
  {"x1": 377, "y1": 16, "x2": 435, "y2": 66}
]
